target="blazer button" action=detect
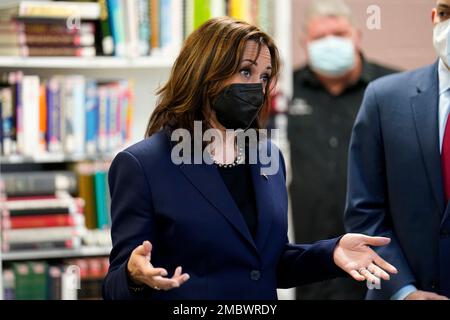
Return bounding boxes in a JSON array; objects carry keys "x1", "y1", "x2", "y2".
[
  {"x1": 431, "y1": 281, "x2": 438, "y2": 290},
  {"x1": 250, "y1": 270, "x2": 261, "y2": 281}
]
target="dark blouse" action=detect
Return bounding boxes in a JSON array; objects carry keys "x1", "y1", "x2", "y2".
[{"x1": 217, "y1": 163, "x2": 258, "y2": 238}]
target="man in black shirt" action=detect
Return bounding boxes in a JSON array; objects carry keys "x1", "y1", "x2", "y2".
[{"x1": 287, "y1": 0, "x2": 397, "y2": 300}]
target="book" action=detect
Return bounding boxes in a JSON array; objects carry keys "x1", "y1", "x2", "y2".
[
  {"x1": 1, "y1": 171, "x2": 78, "y2": 197},
  {"x1": 47, "y1": 266, "x2": 62, "y2": 300},
  {"x1": 77, "y1": 163, "x2": 97, "y2": 229},
  {"x1": 2, "y1": 213, "x2": 80, "y2": 229},
  {"x1": 21, "y1": 75, "x2": 40, "y2": 157},
  {"x1": 2, "y1": 226, "x2": 85, "y2": 243},
  {"x1": 12, "y1": 263, "x2": 31, "y2": 300},
  {"x1": 3, "y1": 239, "x2": 77, "y2": 252},
  {"x1": 107, "y1": 0, "x2": 126, "y2": 56},
  {"x1": 0, "y1": 1, "x2": 101, "y2": 20},
  {"x1": 0, "y1": 32, "x2": 96, "y2": 46},
  {"x1": 97, "y1": 0, "x2": 114, "y2": 55},
  {"x1": 2, "y1": 270, "x2": 15, "y2": 300},
  {"x1": 28, "y1": 262, "x2": 48, "y2": 299}
]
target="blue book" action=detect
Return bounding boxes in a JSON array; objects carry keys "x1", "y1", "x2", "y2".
[
  {"x1": 94, "y1": 170, "x2": 109, "y2": 229},
  {"x1": 107, "y1": 0, "x2": 126, "y2": 56},
  {"x1": 85, "y1": 80, "x2": 98, "y2": 155}
]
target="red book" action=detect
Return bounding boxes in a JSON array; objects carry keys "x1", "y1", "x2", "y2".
[{"x1": 3, "y1": 214, "x2": 76, "y2": 229}]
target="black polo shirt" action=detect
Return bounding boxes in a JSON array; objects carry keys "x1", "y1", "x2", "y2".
[{"x1": 288, "y1": 57, "x2": 397, "y2": 242}]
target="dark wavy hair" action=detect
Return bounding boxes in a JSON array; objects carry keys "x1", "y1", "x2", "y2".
[{"x1": 145, "y1": 17, "x2": 280, "y2": 137}]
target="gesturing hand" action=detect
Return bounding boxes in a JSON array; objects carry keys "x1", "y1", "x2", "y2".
[
  {"x1": 333, "y1": 234, "x2": 398, "y2": 285},
  {"x1": 127, "y1": 240, "x2": 190, "y2": 291}
]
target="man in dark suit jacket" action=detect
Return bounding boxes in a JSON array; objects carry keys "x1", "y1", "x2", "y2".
[{"x1": 344, "y1": 0, "x2": 450, "y2": 300}]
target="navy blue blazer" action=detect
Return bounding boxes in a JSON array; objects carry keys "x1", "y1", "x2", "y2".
[
  {"x1": 345, "y1": 61, "x2": 450, "y2": 299},
  {"x1": 102, "y1": 130, "x2": 343, "y2": 300}
]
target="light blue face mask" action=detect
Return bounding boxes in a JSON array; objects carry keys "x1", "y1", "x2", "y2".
[
  {"x1": 433, "y1": 18, "x2": 450, "y2": 67},
  {"x1": 307, "y1": 35, "x2": 356, "y2": 77}
]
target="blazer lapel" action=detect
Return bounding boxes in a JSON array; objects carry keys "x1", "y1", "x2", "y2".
[
  {"x1": 178, "y1": 162, "x2": 258, "y2": 252},
  {"x1": 250, "y1": 155, "x2": 274, "y2": 253},
  {"x1": 410, "y1": 62, "x2": 445, "y2": 217}
]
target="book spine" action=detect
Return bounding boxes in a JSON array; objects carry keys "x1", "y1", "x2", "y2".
[
  {"x1": 38, "y1": 83, "x2": 47, "y2": 152},
  {"x1": 46, "y1": 77, "x2": 62, "y2": 153},
  {"x1": 22, "y1": 33, "x2": 96, "y2": 46},
  {"x1": 124, "y1": 0, "x2": 139, "y2": 57},
  {"x1": 3, "y1": 214, "x2": 76, "y2": 229},
  {"x1": 184, "y1": 0, "x2": 194, "y2": 38},
  {"x1": 4, "y1": 207, "x2": 71, "y2": 217},
  {"x1": 62, "y1": 77, "x2": 75, "y2": 154},
  {"x1": 72, "y1": 75, "x2": 86, "y2": 156},
  {"x1": 22, "y1": 21, "x2": 95, "y2": 35},
  {"x1": 107, "y1": 0, "x2": 126, "y2": 56},
  {"x1": 94, "y1": 171, "x2": 108, "y2": 229},
  {"x1": 14, "y1": 71, "x2": 23, "y2": 155},
  {"x1": 18, "y1": 1, "x2": 101, "y2": 20},
  {"x1": 3, "y1": 240, "x2": 75, "y2": 252},
  {"x1": 1, "y1": 88, "x2": 14, "y2": 155},
  {"x1": 97, "y1": 0, "x2": 114, "y2": 55},
  {"x1": 3, "y1": 226, "x2": 84, "y2": 243},
  {"x1": 2, "y1": 171, "x2": 77, "y2": 197},
  {"x1": 150, "y1": 0, "x2": 160, "y2": 49},
  {"x1": 85, "y1": 80, "x2": 98, "y2": 155},
  {"x1": 159, "y1": 0, "x2": 171, "y2": 50},
  {"x1": 137, "y1": 0, "x2": 150, "y2": 55},
  {"x1": 97, "y1": 86, "x2": 108, "y2": 153},
  {"x1": 21, "y1": 75, "x2": 40, "y2": 157},
  {"x1": 25, "y1": 46, "x2": 96, "y2": 57}
]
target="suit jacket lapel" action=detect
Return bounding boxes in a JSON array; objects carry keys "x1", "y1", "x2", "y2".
[
  {"x1": 250, "y1": 153, "x2": 274, "y2": 253},
  {"x1": 178, "y1": 162, "x2": 258, "y2": 253},
  {"x1": 410, "y1": 61, "x2": 445, "y2": 216}
]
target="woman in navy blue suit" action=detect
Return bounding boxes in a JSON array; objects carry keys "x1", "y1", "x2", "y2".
[{"x1": 103, "y1": 17, "x2": 397, "y2": 300}]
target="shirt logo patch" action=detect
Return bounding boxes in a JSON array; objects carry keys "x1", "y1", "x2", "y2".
[{"x1": 289, "y1": 98, "x2": 313, "y2": 116}]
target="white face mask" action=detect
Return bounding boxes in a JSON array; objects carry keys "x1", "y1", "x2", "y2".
[
  {"x1": 433, "y1": 18, "x2": 450, "y2": 67},
  {"x1": 307, "y1": 35, "x2": 356, "y2": 77}
]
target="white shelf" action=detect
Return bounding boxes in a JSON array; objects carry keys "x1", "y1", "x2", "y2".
[
  {"x1": 2, "y1": 246, "x2": 112, "y2": 261},
  {"x1": 0, "y1": 151, "x2": 120, "y2": 164},
  {"x1": 0, "y1": 56, "x2": 175, "y2": 69}
]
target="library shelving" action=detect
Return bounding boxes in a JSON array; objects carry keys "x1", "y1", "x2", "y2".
[
  {"x1": 2, "y1": 244, "x2": 112, "y2": 262},
  {"x1": 0, "y1": 56, "x2": 175, "y2": 69}
]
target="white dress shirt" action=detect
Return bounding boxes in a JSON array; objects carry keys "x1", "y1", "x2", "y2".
[{"x1": 439, "y1": 59, "x2": 450, "y2": 153}]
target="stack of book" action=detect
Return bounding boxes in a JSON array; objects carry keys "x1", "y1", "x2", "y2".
[
  {"x1": 0, "y1": 0, "x2": 274, "y2": 58},
  {"x1": 0, "y1": 167, "x2": 113, "y2": 246},
  {"x1": 0, "y1": 171, "x2": 87, "y2": 253},
  {"x1": 0, "y1": 71, "x2": 134, "y2": 159},
  {"x1": 0, "y1": 1, "x2": 101, "y2": 57},
  {"x1": 2, "y1": 257, "x2": 109, "y2": 300}
]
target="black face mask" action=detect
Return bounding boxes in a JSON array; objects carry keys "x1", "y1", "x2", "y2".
[{"x1": 212, "y1": 83, "x2": 265, "y2": 130}]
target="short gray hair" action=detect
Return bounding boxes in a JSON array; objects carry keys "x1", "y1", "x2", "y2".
[{"x1": 304, "y1": 0, "x2": 354, "y2": 27}]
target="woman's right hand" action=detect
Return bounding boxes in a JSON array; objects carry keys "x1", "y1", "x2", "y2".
[{"x1": 127, "y1": 240, "x2": 190, "y2": 291}]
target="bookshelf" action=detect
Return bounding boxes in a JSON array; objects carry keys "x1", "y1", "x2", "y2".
[
  {"x1": 0, "y1": 152, "x2": 118, "y2": 164},
  {"x1": 0, "y1": 0, "x2": 293, "y2": 300},
  {"x1": 2, "y1": 245, "x2": 111, "y2": 262},
  {"x1": 0, "y1": 56, "x2": 175, "y2": 69}
]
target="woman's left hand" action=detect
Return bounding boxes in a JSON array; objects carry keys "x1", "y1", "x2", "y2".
[{"x1": 334, "y1": 233, "x2": 398, "y2": 285}]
